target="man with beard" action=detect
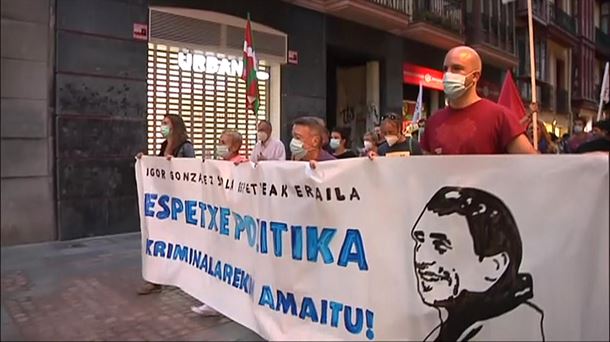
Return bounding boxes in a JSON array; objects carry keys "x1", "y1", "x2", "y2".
[{"x1": 411, "y1": 187, "x2": 544, "y2": 341}]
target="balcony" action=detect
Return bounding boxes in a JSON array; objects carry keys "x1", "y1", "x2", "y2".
[
  {"x1": 367, "y1": 0, "x2": 411, "y2": 15},
  {"x1": 548, "y1": 6, "x2": 576, "y2": 35},
  {"x1": 547, "y1": 4, "x2": 577, "y2": 46},
  {"x1": 596, "y1": 28, "x2": 610, "y2": 57},
  {"x1": 282, "y1": 0, "x2": 412, "y2": 34},
  {"x1": 466, "y1": 10, "x2": 518, "y2": 68},
  {"x1": 517, "y1": 0, "x2": 548, "y2": 23},
  {"x1": 403, "y1": 0, "x2": 465, "y2": 49}
]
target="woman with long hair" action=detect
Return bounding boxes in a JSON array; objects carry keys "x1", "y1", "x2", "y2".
[
  {"x1": 527, "y1": 120, "x2": 558, "y2": 154},
  {"x1": 157, "y1": 114, "x2": 195, "y2": 159},
  {"x1": 136, "y1": 114, "x2": 196, "y2": 296}
]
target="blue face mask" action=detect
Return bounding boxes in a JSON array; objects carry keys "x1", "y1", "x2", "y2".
[{"x1": 290, "y1": 138, "x2": 307, "y2": 160}]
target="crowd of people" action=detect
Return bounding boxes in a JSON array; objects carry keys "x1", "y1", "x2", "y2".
[{"x1": 134, "y1": 44, "x2": 609, "y2": 317}]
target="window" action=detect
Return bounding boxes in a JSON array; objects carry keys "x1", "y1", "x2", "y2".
[
  {"x1": 517, "y1": 34, "x2": 546, "y2": 80},
  {"x1": 602, "y1": 2, "x2": 610, "y2": 33},
  {"x1": 146, "y1": 43, "x2": 270, "y2": 159}
]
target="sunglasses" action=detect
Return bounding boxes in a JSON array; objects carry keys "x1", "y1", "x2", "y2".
[{"x1": 381, "y1": 113, "x2": 402, "y2": 121}]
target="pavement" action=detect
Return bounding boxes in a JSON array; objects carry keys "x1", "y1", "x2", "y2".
[{"x1": 0, "y1": 233, "x2": 263, "y2": 341}]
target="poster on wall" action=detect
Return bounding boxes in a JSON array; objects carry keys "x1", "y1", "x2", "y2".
[{"x1": 136, "y1": 155, "x2": 609, "y2": 341}]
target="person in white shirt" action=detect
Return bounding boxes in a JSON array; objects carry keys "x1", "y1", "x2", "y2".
[{"x1": 250, "y1": 120, "x2": 286, "y2": 162}]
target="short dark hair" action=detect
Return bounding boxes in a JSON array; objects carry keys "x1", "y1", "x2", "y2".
[
  {"x1": 332, "y1": 126, "x2": 352, "y2": 148},
  {"x1": 593, "y1": 119, "x2": 610, "y2": 133},
  {"x1": 417, "y1": 187, "x2": 522, "y2": 278}
]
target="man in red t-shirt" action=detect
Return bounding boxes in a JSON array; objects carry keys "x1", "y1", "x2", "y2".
[{"x1": 421, "y1": 46, "x2": 537, "y2": 155}]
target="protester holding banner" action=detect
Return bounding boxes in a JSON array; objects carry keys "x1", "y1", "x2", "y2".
[
  {"x1": 192, "y1": 129, "x2": 247, "y2": 316},
  {"x1": 138, "y1": 114, "x2": 196, "y2": 160},
  {"x1": 250, "y1": 120, "x2": 286, "y2": 162},
  {"x1": 360, "y1": 130, "x2": 380, "y2": 157},
  {"x1": 330, "y1": 127, "x2": 357, "y2": 159},
  {"x1": 290, "y1": 116, "x2": 336, "y2": 162},
  {"x1": 136, "y1": 114, "x2": 196, "y2": 295},
  {"x1": 566, "y1": 117, "x2": 593, "y2": 153},
  {"x1": 421, "y1": 46, "x2": 536, "y2": 155},
  {"x1": 374, "y1": 113, "x2": 422, "y2": 157},
  {"x1": 218, "y1": 130, "x2": 248, "y2": 163},
  {"x1": 527, "y1": 120, "x2": 558, "y2": 154}
]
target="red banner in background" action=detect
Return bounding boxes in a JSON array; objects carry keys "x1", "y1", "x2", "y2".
[
  {"x1": 403, "y1": 63, "x2": 501, "y2": 100},
  {"x1": 403, "y1": 63, "x2": 444, "y2": 91}
]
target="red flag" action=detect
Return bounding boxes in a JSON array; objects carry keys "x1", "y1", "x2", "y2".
[
  {"x1": 242, "y1": 13, "x2": 260, "y2": 115},
  {"x1": 497, "y1": 70, "x2": 526, "y2": 120}
]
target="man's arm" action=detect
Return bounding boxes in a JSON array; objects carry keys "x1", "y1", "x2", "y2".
[{"x1": 507, "y1": 134, "x2": 538, "y2": 154}]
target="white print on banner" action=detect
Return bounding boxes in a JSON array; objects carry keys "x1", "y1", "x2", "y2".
[
  {"x1": 412, "y1": 187, "x2": 544, "y2": 341},
  {"x1": 136, "y1": 156, "x2": 609, "y2": 341}
]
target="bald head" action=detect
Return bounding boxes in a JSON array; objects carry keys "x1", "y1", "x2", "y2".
[{"x1": 444, "y1": 46, "x2": 482, "y2": 75}]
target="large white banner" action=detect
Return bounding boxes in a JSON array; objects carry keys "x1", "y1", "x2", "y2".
[{"x1": 135, "y1": 155, "x2": 609, "y2": 341}]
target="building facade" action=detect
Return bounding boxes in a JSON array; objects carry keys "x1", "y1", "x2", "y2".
[
  {"x1": 512, "y1": 0, "x2": 609, "y2": 136},
  {"x1": 1, "y1": 0, "x2": 604, "y2": 246}
]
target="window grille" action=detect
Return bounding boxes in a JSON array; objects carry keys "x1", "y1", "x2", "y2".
[{"x1": 147, "y1": 43, "x2": 269, "y2": 159}]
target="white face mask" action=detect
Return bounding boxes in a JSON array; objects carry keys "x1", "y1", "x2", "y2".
[
  {"x1": 329, "y1": 138, "x2": 341, "y2": 150},
  {"x1": 443, "y1": 71, "x2": 476, "y2": 100},
  {"x1": 573, "y1": 125, "x2": 583, "y2": 134},
  {"x1": 385, "y1": 135, "x2": 399, "y2": 147},
  {"x1": 257, "y1": 131, "x2": 268, "y2": 143},
  {"x1": 290, "y1": 138, "x2": 307, "y2": 160},
  {"x1": 217, "y1": 145, "x2": 230, "y2": 159},
  {"x1": 364, "y1": 141, "x2": 373, "y2": 150}
]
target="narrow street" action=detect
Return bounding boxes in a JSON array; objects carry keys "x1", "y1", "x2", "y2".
[{"x1": 1, "y1": 233, "x2": 262, "y2": 341}]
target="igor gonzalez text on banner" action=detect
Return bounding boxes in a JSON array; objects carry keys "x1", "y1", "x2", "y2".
[{"x1": 135, "y1": 155, "x2": 609, "y2": 341}]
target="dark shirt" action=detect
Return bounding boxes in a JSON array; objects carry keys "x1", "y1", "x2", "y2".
[
  {"x1": 576, "y1": 138, "x2": 610, "y2": 153},
  {"x1": 334, "y1": 150, "x2": 357, "y2": 159},
  {"x1": 378, "y1": 137, "x2": 423, "y2": 156},
  {"x1": 158, "y1": 140, "x2": 195, "y2": 158}
]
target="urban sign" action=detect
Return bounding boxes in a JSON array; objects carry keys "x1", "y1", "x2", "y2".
[{"x1": 178, "y1": 52, "x2": 270, "y2": 80}]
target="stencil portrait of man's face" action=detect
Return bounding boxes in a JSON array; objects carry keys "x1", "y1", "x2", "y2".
[{"x1": 412, "y1": 211, "x2": 509, "y2": 307}]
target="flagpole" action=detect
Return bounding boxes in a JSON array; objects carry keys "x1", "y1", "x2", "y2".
[
  {"x1": 597, "y1": 62, "x2": 609, "y2": 121},
  {"x1": 527, "y1": 0, "x2": 538, "y2": 150}
]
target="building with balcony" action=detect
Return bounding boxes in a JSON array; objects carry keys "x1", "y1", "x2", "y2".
[
  {"x1": 514, "y1": 0, "x2": 577, "y2": 136},
  {"x1": 569, "y1": 0, "x2": 610, "y2": 129},
  {"x1": 593, "y1": 1, "x2": 610, "y2": 120},
  {"x1": 0, "y1": 0, "x2": 524, "y2": 245}
]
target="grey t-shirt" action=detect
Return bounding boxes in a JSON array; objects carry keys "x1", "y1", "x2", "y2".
[{"x1": 159, "y1": 140, "x2": 196, "y2": 158}]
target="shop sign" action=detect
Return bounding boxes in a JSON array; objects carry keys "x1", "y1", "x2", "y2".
[
  {"x1": 178, "y1": 52, "x2": 270, "y2": 80},
  {"x1": 288, "y1": 50, "x2": 298, "y2": 64},
  {"x1": 133, "y1": 23, "x2": 148, "y2": 41},
  {"x1": 403, "y1": 63, "x2": 444, "y2": 91}
]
